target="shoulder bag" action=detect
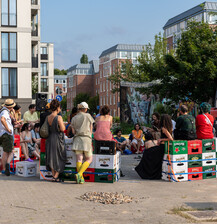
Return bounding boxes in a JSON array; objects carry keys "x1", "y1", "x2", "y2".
[{"x1": 39, "y1": 116, "x2": 49, "y2": 139}]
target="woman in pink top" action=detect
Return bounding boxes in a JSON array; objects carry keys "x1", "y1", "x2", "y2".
[{"x1": 94, "y1": 105, "x2": 113, "y2": 141}]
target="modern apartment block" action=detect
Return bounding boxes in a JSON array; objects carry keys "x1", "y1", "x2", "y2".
[
  {"x1": 98, "y1": 44, "x2": 146, "y2": 117},
  {"x1": 163, "y1": 1, "x2": 217, "y2": 50},
  {"x1": 67, "y1": 60, "x2": 99, "y2": 110},
  {"x1": 40, "y1": 42, "x2": 54, "y2": 99},
  {"x1": 0, "y1": 0, "x2": 54, "y2": 112},
  {"x1": 54, "y1": 75, "x2": 67, "y2": 99}
]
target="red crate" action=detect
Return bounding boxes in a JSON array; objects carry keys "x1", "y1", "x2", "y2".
[
  {"x1": 13, "y1": 146, "x2": 21, "y2": 160},
  {"x1": 14, "y1": 134, "x2": 20, "y2": 147},
  {"x1": 83, "y1": 168, "x2": 95, "y2": 182},
  {"x1": 41, "y1": 139, "x2": 46, "y2": 153},
  {"x1": 188, "y1": 167, "x2": 203, "y2": 181},
  {"x1": 188, "y1": 140, "x2": 202, "y2": 155}
]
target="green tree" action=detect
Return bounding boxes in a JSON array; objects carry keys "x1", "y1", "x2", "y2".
[
  {"x1": 60, "y1": 96, "x2": 67, "y2": 111},
  {"x1": 73, "y1": 93, "x2": 90, "y2": 107},
  {"x1": 80, "y1": 54, "x2": 88, "y2": 64},
  {"x1": 88, "y1": 95, "x2": 99, "y2": 114},
  {"x1": 54, "y1": 68, "x2": 67, "y2": 76}
]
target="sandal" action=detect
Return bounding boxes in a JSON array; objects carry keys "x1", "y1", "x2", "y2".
[{"x1": 54, "y1": 177, "x2": 63, "y2": 183}]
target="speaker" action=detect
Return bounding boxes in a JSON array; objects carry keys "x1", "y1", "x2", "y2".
[{"x1": 36, "y1": 93, "x2": 47, "y2": 111}]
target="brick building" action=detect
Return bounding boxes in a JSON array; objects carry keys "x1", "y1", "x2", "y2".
[
  {"x1": 67, "y1": 60, "x2": 99, "y2": 110},
  {"x1": 98, "y1": 44, "x2": 146, "y2": 117},
  {"x1": 163, "y1": 2, "x2": 217, "y2": 50}
]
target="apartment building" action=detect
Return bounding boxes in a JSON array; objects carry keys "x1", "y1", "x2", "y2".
[
  {"x1": 67, "y1": 60, "x2": 99, "y2": 110},
  {"x1": 0, "y1": 0, "x2": 54, "y2": 112},
  {"x1": 40, "y1": 42, "x2": 54, "y2": 99},
  {"x1": 163, "y1": 1, "x2": 217, "y2": 50},
  {"x1": 98, "y1": 44, "x2": 146, "y2": 117},
  {"x1": 54, "y1": 75, "x2": 67, "y2": 99}
]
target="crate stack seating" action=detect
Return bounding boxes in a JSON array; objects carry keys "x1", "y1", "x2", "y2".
[
  {"x1": 162, "y1": 139, "x2": 217, "y2": 182},
  {"x1": 40, "y1": 137, "x2": 121, "y2": 183},
  {"x1": 10, "y1": 134, "x2": 21, "y2": 171}
]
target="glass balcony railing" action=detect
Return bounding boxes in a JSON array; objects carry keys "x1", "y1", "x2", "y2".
[
  {"x1": 31, "y1": 0, "x2": 38, "y2": 5},
  {"x1": 41, "y1": 54, "x2": 48, "y2": 60},
  {"x1": 32, "y1": 56, "x2": 38, "y2": 68}
]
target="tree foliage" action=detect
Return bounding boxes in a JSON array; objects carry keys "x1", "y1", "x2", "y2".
[
  {"x1": 109, "y1": 22, "x2": 217, "y2": 105},
  {"x1": 80, "y1": 54, "x2": 88, "y2": 64},
  {"x1": 54, "y1": 68, "x2": 67, "y2": 76},
  {"x1": 60, "y1": 96, "x2": 67, "y2": 111}
]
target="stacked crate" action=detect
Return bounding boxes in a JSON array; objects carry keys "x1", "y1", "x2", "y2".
[
  {"x1": 40, "y1": 138, "x2": 121, "y2": 183},
  {"x1": 162, "y1": 139, "x2": 216, "y2": 182}
]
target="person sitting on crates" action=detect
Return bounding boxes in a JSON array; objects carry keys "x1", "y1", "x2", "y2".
[
  {"x1": 31, "y1": 123, "x2": 41, "y2": 149},
  {"x1": 20, "y1": 123, "x2": 40, "y2": 161},
  {"x1": 131, "y1": 123, "x2": 144, "y2": 154},
  {"x1": 94, "y1": 105, "x2": 114, "y2": 141},
  {"x1": 174, "y1": 105, "x2": 197, "y2": 140},
  {"x1": 0, "y1": 99, "x2": 16, "y2": 176},
  {"x1": 71, "y1": 102, "x2": 94, "y2": 184},
  {"x1": 114, "y1": 129, "x2": 130, "y2": 153},
  {"x1": 196, "y1": 102, "x2": 214, "y2": 139}
]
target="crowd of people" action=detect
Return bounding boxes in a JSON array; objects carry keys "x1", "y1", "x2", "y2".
[{"x1": 0, "y1": 97, "x2": 215, "y2": 183}]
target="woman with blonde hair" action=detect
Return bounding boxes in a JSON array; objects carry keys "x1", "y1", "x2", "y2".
[{"x1": 71, "y1": 102, "x2": 94, "y2": 184}]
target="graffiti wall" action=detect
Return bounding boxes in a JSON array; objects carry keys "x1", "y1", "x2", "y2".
[{"x1": 120, "y1": 82, "x2": 158, "y2": 124}]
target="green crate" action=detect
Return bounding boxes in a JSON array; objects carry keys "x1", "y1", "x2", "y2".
[
  {"x1": 188, "y1": 154, "x2": 202, "y2": 168},
  {"x1": 95, "y1": 169, "x2": 116, "y2": 183},
  {"x1": 203, "y1": 166, "x2": 216, "y2": 179},
  {"x1": 60, "y1": 168, "x2": 76, "y2": 181},
  {"x1": 202, "y1": 139, "x2": 216, "y2": 153},
  {"x1": 165, "y1": 141, "x2": 188, "y2": 155},
  {"x1": 40, "y1": 152, "x2": 46, "y2": 166}
]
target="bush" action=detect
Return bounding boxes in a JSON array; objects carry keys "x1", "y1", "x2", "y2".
[
  {"x1": 112, "y1": 122, "x2": 134, "y2": 135},
  {"x1": 113, "y1": 116, "x2": 120, "y2": 123}
]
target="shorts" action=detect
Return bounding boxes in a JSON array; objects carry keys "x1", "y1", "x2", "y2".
[
  {"x1": 0, "y1": 134, "x2": 14, "y2": 153},
  {"x1": 27, "y1": 143, "x2": 36, "y2": 157},
  {"x1": 132, "y1": 138, "x2": 144, "y2": 146},
  {"x1": 74, "y1": 150, "x2": 93, "y2": 158}
]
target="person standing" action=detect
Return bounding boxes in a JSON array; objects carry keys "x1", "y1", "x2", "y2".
[
  {"x1": 0, "y1": 99, "x2": 16, "y2": 176},
  {"x1": 46, "y1": 100, "x2": 66, "y2": 182},
  {"x1": 174, "y1": 105, "x2": 196, "y2": 140},
  {"x1": 196, "y1": 102, "x2": 214, "y2": 139},
  {"x1": 23, "y1": 104, "x2": 39, "y2": 128},
  {"x1": 71, "y1": 102, "x2": 94, "y2": 184}
]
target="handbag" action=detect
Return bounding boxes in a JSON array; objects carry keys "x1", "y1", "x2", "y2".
[{"x1": 39, "y1": 116, "x2": 49, "y2": 139}]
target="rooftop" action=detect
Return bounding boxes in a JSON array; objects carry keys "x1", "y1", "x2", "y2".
[
  {"x1": 67, "y1": 60, "x2": 99, "y2": 74},
  {"x1": 163, "y1": 1, "x2": 217, "y2": 29},
  {"x1": 99, "y1": 44, "x2": 146, "y2": 58},
  {"x1": 54, "y1": 75, "x2": 67, "y2": 79}
]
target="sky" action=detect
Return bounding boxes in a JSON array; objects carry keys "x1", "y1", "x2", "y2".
[{"x1": 40, "y1": 0, "x2": 211, "y2": 70}]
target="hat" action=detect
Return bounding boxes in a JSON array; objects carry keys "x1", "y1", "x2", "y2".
[
  {"x1": 78, "y1": 102, "x2": 89, "y2": 109},
  {"x1": 200, "y1": 102, "x2": 211, "y2": 113},
  {"x1": 2, "y1": 99, "x2": 16, "y2": 108}
]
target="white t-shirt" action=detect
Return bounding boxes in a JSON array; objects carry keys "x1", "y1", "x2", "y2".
[{"x1": 0, "y1": 108, "x2": 13, "y2": 136}]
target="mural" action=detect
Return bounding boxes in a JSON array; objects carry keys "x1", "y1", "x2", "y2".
[{"x1": 120, "y1": 82, "x2": 158, "y2": 124}]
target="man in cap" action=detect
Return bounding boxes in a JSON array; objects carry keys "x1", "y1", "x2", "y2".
[{"x1": 0, "y1": 99, "x2": 16, "y2": 176}]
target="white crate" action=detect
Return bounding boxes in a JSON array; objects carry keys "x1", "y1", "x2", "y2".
[
  {"x1": 162, "y1": 154, "x2": 188, "y2": 173},
  {"x1": 40, "y1": 166, "x2": 53, "y2": 180},
  {"x1": 65, "y1": 150, "x2": 76, "y2": 168},
  {"x1": 162, "y1": 172, "x2": 188, "y2": 182},
  {"x1": 16, "y1": 161, "x2": 37, "y2": 177},
  {"x1": 95, "y1": 154, "x2": 117, "y2": 170},
  {"x1": 202, "y1": 152, "x2": 216, "y2": 166},
  {"x1": 13, "y1": 147, "x2": 20, "y2": 160}
]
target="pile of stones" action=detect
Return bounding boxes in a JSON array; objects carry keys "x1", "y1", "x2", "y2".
[{"x1": 80, "y1": 192, "x2": 133, "y2": 204}]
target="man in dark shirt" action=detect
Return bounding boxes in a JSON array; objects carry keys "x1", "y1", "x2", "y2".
[
  {"x1": 174, "y1": 105, "x2": 196, "y2": 140},
  {"x1": 114, "y1": 129, "x2": 128, "y2": 153}
]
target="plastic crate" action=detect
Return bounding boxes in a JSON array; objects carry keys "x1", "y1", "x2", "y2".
[
  {"x1": 165, "y1": 140, "x2": 188, "y2": 155},
  {"x1": 188, "y1": 140, "x2": 202, "y2": 155},
  {"x1": 188, "y1": 167, "x2": 203, "y2": 181},
  {"x1": 202, "y1": 139, "x2": 216, "y2": 153},
  {"x1": 95, "y1": 140, "x2": 116, "y2": 155}
]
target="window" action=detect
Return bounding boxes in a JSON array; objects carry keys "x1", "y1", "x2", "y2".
[
  {"x1": 40, "y1": 47, "x2": 47, "y2": 54},
  {"x1": 63, "y1": 80, "x2": 65, "y2": 83},
  {"x1": 110, "y1": 95, "x2": 112, "y2": 105},
  {"x1": 1, "y1": 0, "x2": 17, "y2": 26},
  {"x1": 120, "y1": 51, "x2": 127, "y2": 58},
  {"x1": 113, "y1": 94, "x2": 116, "y2": 105},
  {"x1": 103, "y1": 96, "x2": 105, "y2": 105},
  {"x1": 41, "y1": 63, "x2": 47, "y2": 76},
  {"x1": 1, "y1": 32, "x2": 17, "y2": 62},
  {"x1": 96, "y1": 78, "x2": 97, "y2": 85},
  {"x1": 41, "y1": 78, "x2": 48, "y2": 92},
  {"x1": 100, "y1": 97, "x2": 102, "y2": 106},
  {"x1": 1, "y1": 68, "x2": 17, "y2": 97},
  {"x1": 56, "y1": 80, "x2": 58, "y2": 84},
  {"x1": 132, "y1": 52, "x2": 138, "y2": 59}
]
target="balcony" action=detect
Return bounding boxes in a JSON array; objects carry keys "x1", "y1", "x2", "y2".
[
  {"x1": 41, "y1": 54, "x2": 48, "y2": 60},
  {"x1": 31, "y1": 0, "x2": 38, "y2": 5},
  {"x1": 32, "y1": 56, "x2": 38, "y2": 68},
  {"x1": 31, "y1": 28, "x2": 38, "y2": 37}
]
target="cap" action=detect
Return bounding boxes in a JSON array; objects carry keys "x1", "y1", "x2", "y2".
[{"x1": 79, "y1": 102, "x2": 89, "y2": 109}]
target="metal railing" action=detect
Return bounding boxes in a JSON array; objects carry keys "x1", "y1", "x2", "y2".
[
  {"x1": 32, "y1": 56, "x2": 38, "y2": 68},
  {"x1": 41, "y1": 54, "x2": 48, "y2": 60},
  {"x1": 31, "y1": 28, "x2": 38, "y2": 36}
]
